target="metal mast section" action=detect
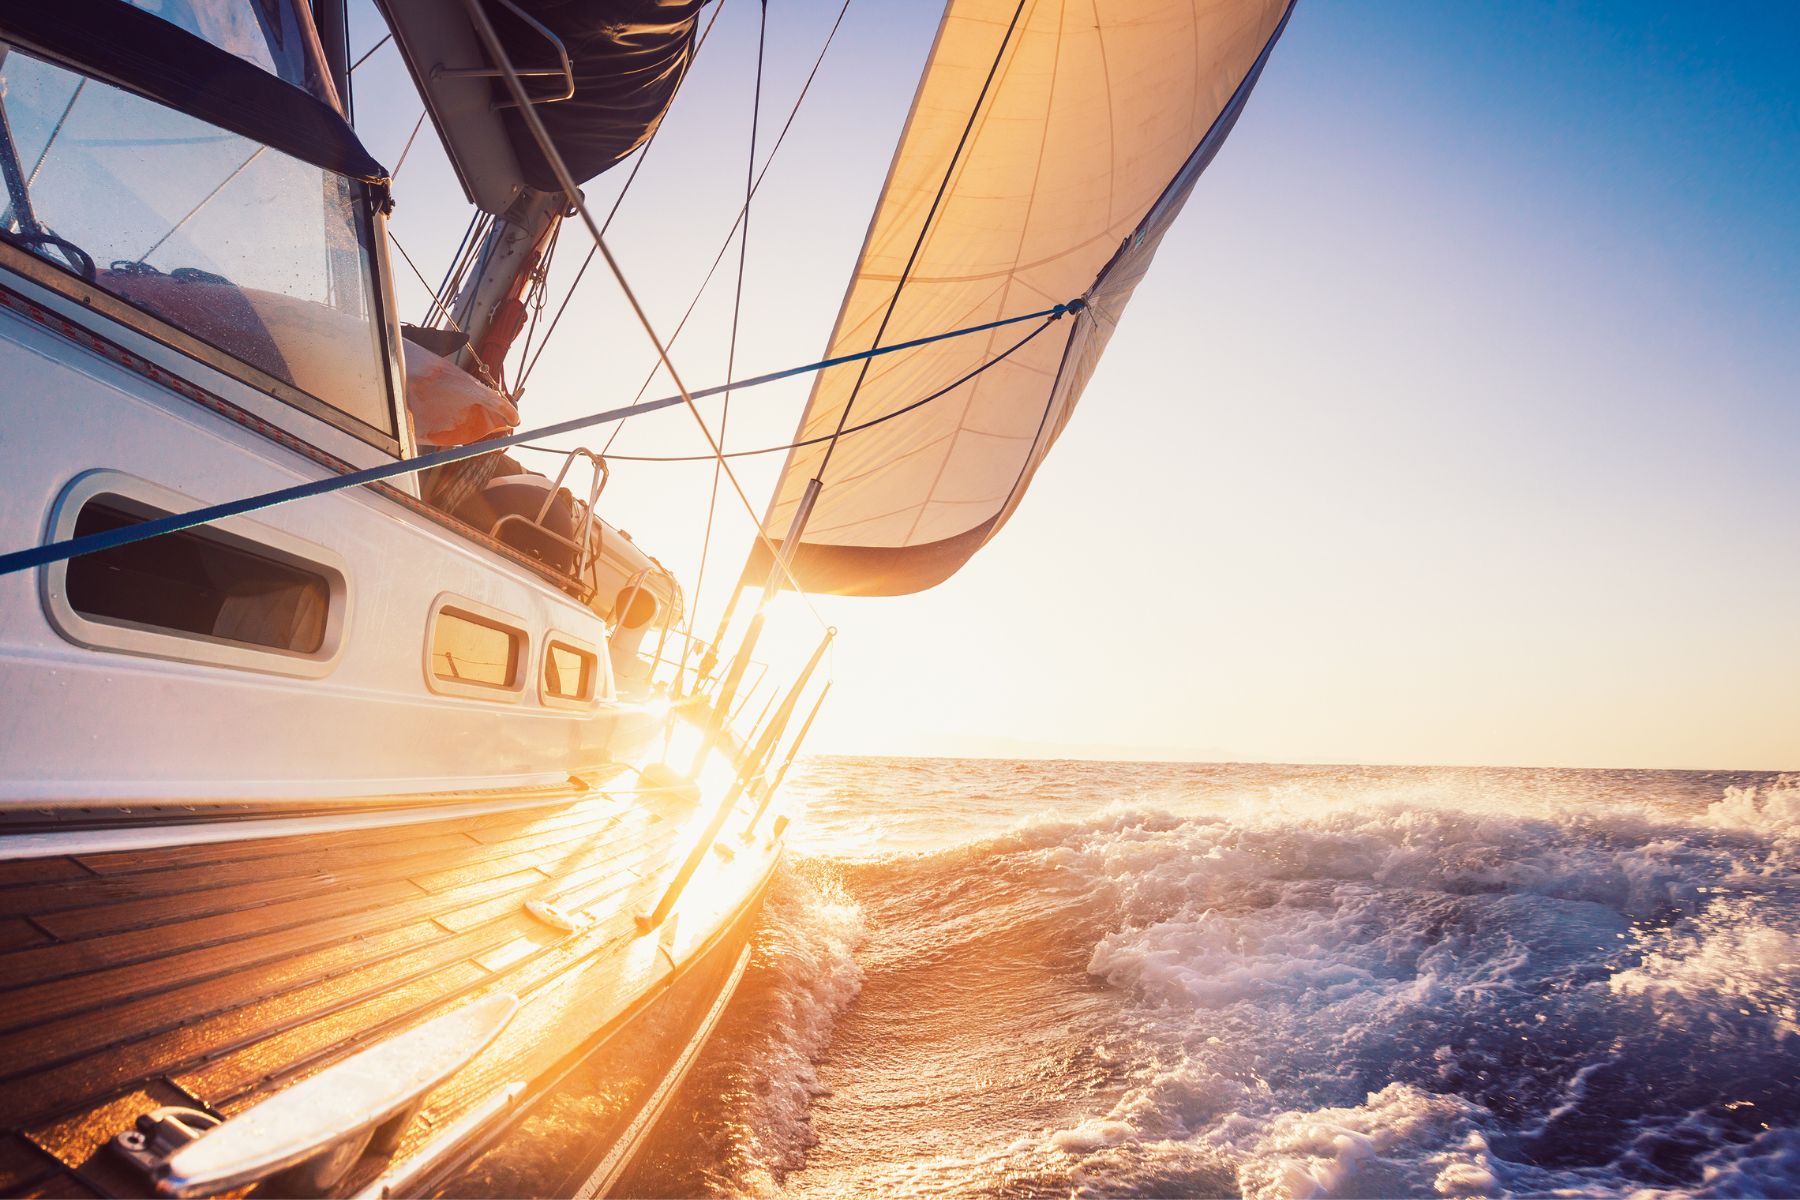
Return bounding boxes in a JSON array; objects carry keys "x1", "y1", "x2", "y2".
[{"x1": 446, "y1": 188, "x2": 565, "y2": 394}]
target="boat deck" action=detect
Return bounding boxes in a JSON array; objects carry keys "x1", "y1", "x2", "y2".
[{"x1": 0, "y1": 772, "x2": 780, "y2": 1197}]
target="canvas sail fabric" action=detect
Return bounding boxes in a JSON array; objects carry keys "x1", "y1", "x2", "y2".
[
  {"x1": 376, "y1": 0, "x2": 705, "y2": 212},
  {"x1": 490, "y1": 0, "x2": 708, "y2": 189},
  {"x1": 754, "y1": 0, "x2": 1292, "y2": 596}
]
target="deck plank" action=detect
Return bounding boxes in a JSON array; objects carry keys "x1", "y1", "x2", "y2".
[
  {"x1": 431, "y1": 824, "x2": 669, "y2": 935},
  {"x1": 0, "y1": 859, "x2": 91, "y2": 888},
  {"x1": 0, "y1": 775, "x2": 769, "y2": 1196},
  {"x1": 0, "y1": 840, "x2": 641, "y2": 1085},
  {"x1": 0, "y1": 831, "x2": 478, "y2": 920},
  {"x1": 0, "y1": 918, "x2": 48, "y2": 952},
  {"x1": 0, "y1": 1133, "x2": 56, "y2": 1194},
  {"x1": 29, "y1": 811, "x2": 623, "y2": 940},
  {"x1": 0, "y1": 866, "x2": 557, "y2": 1035},
  {"x1": 0, "y1": 798, "x2": 640, "y2": 1036},
  {"x1": 0, "y1": 812, "x2": 670, "y2": 1129},
  {"x1": 0, "y1": 919, "x2": 447, "y2": 1079},
  {"x1": 187, "y1": 813, "x2": 694, "y2": 1113},
  {"x1": 2, "y1": 801, "x2": 630, "y2": 929},
  {"x1": 177, "y1": 958, "x2": 500, "y2": 1110},
  {"x1": 0, "y1": 877, "x2": 426, "y2": 989},
  {"x1": 66, "y1": 786, "x2": 583, "y2": 876},
  {"x1": 0, "y1": 930, "x2": 501, "y2": 1129}
]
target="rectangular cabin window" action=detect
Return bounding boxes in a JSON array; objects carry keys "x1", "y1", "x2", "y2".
[
  {"x1": 543, "y1": 640, "x2": 596, "y2": 703},
  {"x1": 66, "y1": 498, "x2": 329, "y2": 654},
  {"x1": 430, "y1": 609, "x2": 522, "y2": 690}
]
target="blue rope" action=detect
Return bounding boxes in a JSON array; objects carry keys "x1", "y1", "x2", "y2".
[{"x1": 0, "y1": 299, "x2": 1080, "y2": 576}]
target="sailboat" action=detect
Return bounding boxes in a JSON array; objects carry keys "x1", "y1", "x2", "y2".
[{"x1": 0, "y1": 0, "x2": 1291, "y2": 1195}]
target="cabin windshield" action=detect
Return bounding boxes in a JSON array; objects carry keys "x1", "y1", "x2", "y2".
[{"x1": 0, "y1": 37, "x2": 394, "y2": 438}]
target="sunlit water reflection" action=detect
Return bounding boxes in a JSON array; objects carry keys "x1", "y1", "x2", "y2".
[{"x1": 621, "y1": 760, "x2": 1800, "y2": 1198}]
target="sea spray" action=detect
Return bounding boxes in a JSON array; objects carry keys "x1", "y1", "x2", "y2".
[
  {"x1": 625, "y1": 863, "x2": 867, "y2": 1198},
  {"x1": 650, "y1": 763, "x2": 1798, "y2": 1198}
]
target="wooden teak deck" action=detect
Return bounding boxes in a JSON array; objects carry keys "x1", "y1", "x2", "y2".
[{"x1": 0, "y1": 773, "x2": 781, "y2": 1198}]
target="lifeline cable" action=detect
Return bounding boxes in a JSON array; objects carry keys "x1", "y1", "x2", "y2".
[{"x1": 0, "y1": 301, "x2": 1076, "y2": 577}]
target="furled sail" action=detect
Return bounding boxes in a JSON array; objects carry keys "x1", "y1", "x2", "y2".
[
  {"x1": 753, "y1": 0, "x2": 1293, "y2": 596},
  {"x1": 379, "y1": 0, "x2": 708, "y2": 213}
]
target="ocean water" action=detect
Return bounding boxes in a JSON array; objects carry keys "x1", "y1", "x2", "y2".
[{"x1": 622, "y1": 760, "x2": 1800, "y2": 1198}]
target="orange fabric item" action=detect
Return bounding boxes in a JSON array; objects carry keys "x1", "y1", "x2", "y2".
[{"x1": 402, "y1": 339, "x2": 519, "y2": 446}]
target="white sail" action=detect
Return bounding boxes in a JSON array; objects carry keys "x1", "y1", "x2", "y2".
[{"x1": 756, "y1": 0, "x2": 1292, "y2": 596}]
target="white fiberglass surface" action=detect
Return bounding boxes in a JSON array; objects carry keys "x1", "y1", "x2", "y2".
[
  {"x1": 0, "y1": 49, "x2": 391, "y2": 433},
  {"x1": 0, "y1": 316, "x2": 632, "y2": 801}
]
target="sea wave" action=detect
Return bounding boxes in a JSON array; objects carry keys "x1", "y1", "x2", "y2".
[
  {"x1": 633, "y1": 862, "x2": 868, "y2": 1198},
  {"x1": 674, "y1": 766, "x2": 1800, "y2": 1197}
]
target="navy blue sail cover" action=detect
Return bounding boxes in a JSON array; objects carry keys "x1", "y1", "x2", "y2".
[{"x1": 486, "y1": 0, "x2": 710, "y2": 189}]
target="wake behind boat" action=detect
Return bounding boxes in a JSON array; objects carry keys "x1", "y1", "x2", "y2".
[{"x1": 0, "y1": 0, "x2": 1291, "y2": 1194}]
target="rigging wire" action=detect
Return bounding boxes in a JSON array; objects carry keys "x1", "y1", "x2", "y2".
[
  {"x1": 460, "y1": 0, "x2": 827, "y2": 620},
  {"x1": 348, "y1": 33, "x2": 392, "y2": 74},
  {"x1": 519, "y1": 309, "x2": 1060, "y2": 463},
  {"x1": 813, "y1": 0, "x2": 1031, "y2": 483},
  {"x1": 508, "y1": 214, "x2": 566, "y2": 393},
  {"x1": 137, "y1": 146, "x2": 265, "y2": 263},
  {"x1": 688, "y1": 0, "x2": 770, "y2": 666},
  {"x1": 25, "y1": 79, "x2": 84, "y2": 189},
  {"x1": 391, "y1": 110, "x2": 429, "y2": 179},
  {"x1": 511, "y1": 0, "x2": 731, "y2": 396},
  {"x1": 0, "y1": 300, "x2": 1077, "y2": 578},
  {"x1": 513, "y1": 0, "x2": 854, "y2": 452},
  {"x1": 428, "y1": 211, "x2": 484, "y2": 326},
  {"x1": 388, "y1": 229, "x2": 467, "y2": 333}
]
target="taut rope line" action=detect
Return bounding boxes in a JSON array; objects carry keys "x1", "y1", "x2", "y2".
[{"x1": 0, "y1": 302, "x2": 1076, "y2": 577}]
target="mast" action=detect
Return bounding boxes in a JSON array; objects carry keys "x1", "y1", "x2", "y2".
[{"x1": 446, "y1": 188, "x2": 564, "y2": 389}]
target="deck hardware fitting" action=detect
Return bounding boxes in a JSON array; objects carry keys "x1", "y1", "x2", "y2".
[
  {"x1": 129, "y1": 993, "x2": 518, "y2": 1197},
  {"x1": 525, "y1": 899, "x2": 592, "y2": 932},
  {"x1": 111, "y1": 1108, "x2": 222, "y2": 1178},
  {"x1": 351, "y1": 1081, "x2": 527, "y2": 1200},
  {"x1": 636, "y1": 761, "x2": 701, "y2": 804}
]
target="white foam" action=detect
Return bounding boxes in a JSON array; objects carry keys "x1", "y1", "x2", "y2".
[
  {"x1": 719, "y1": 767, "x2": 1800, "y2": 1197},
  {"x1": 1609, "y1": 897, "x2": 1800, "y2": 1038},
  {"x1": 709, "y1": 865, "x2": 868, "y2": 1197},
  {"x1": 1022, "y1": 777, "x2": 1799, "y2": 1197},
  {"x1": 1212, "y1": 1083, "x2": 1498, "y2": 1199}
]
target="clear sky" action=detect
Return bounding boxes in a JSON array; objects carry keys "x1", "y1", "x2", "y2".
[{"x1": 351, "y1": 0, "x2": 1800, "y2": 770}]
